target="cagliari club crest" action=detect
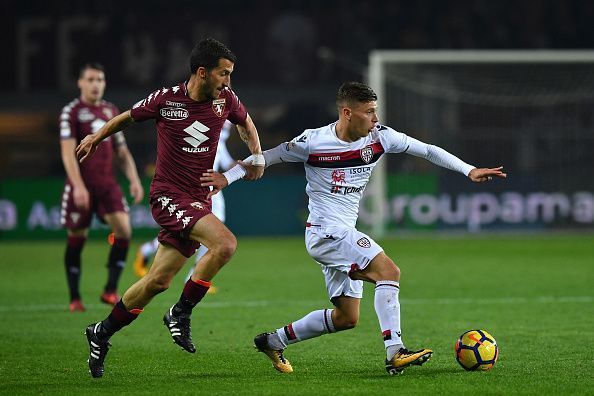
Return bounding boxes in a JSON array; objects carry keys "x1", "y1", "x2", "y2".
[
  {"x1": 212, "y1": 99, "x2": 226, "y2": 117},
  {"x1": 360, "y1": 146, "x2": 373, "y2": 164}
]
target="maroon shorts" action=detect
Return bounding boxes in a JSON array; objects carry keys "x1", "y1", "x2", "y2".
[
  {"x1": 60, "y1": 180, "x2": 128, "y2": 229},
  {"x1": 150, "y1": 188, "x2": 212, "y2": 258}
]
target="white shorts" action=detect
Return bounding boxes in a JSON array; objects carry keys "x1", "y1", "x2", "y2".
[{"x1": 305, "y1": 225, "x2": 383, "y2": 300}]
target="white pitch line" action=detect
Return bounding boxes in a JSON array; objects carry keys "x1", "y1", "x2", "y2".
[{"x1": 0, "y1": 296, "x2": 591, "y2": 313}]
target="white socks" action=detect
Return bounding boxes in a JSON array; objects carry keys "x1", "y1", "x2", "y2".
[
  {"x1": 273, "y1": 309, "x2": 335, "y2": 348},
  {"x1": 266, "y1": 281, "x2": 404, "y2": 362},
  {"x1": 374, "y1": 280, "x2": 404, "y2": 359}
]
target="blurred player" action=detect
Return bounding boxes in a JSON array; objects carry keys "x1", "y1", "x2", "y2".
[
  {"x1": 204, "y1": 81, "x2": 506, "y2": 375},
  {"x1": 134, "y1": 120, "x2": 235, "y2": 289},
  {"x1": 59, "y1": 63, "x2": 144, "y2": 312},
  {"x1": 76, "y1": 38, "x2": 265, "y2": 378}
]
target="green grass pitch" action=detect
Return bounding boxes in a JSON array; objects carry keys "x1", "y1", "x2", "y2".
[{"x1": 0, "y1": 235, "x2": 592, "y2": 395}]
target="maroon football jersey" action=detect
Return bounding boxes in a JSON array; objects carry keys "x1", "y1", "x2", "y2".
[
  {"x1": 59, "y1": 98, "x2": 126, "y2": 186},
  {"x1": 130, "y1": 82, "x2": 247, "y2": 198}
]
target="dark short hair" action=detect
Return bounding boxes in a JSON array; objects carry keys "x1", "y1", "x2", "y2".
[
  {"x1": 79, "y1": 62, "x2": 105, "y2": 78},
  {"x1": 189, "y1": 38, "x2": 236, "y2": 74},
  {"x1": 336, "y1": 81, "x2": 378, "y2": 107}
]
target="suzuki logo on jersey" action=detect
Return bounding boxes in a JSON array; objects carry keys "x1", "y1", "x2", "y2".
[
  {"x1": 212, "y1": 98, "x2": 226, "y2": 117},
  {"x1": 360, "y1": 146, "x2": 374, "y2": 164},
  {"x1": 182, "y1": 121, "x2": 210, "y2": 153},
  {"x1": 160, "y1": 107, "x2": 189, "y2": 120},
  {"x1": 331, "y1": 169, "x2": 346, "y2": 184}
]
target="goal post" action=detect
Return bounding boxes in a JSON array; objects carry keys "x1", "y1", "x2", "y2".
[{"x1": 363, "y1": 50, "x2": 594, "y2": 237}]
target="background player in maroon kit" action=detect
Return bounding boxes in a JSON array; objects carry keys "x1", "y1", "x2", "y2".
[
  {"x1": 60, "y1": 63, "x2": 144, "y2": 312},
  {"x1": 76, "y1": 38, "x2": 265, "y2": 378}
]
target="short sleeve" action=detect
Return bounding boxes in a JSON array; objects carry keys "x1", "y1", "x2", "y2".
[
  {"x1": 112, "y1": 131, "x2": 127, "y2": 148},
  {"x1": 130, "y1": 88, "x2": 163, "y2": 122},
  {"x1": 59, "y1": 103, "x2": 77, "y2": 140},
  {"x1": 225, "y1": 89, "x2": 248, "y2": 127}
]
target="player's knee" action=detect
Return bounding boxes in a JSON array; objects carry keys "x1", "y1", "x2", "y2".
[
  {"x1": 381, "y1": 259, "x2": 400, "y2": 281},
  {"x1": 213, "y1": 235, "x2": 237, "y2": 262},
  {"x1": 391, "y1": 263, "x2": 401, "y2": 280}
]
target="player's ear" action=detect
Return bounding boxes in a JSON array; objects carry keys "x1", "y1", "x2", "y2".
[
  {"x1": 198, "y1": 67, "x2": 207, "y2": 79},
  {"x1": 342, "y1": 107, "x2": 351, "y2": 120}
]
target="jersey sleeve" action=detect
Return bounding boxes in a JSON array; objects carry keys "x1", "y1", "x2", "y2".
[
  {"x1": 129, "y1": 88, "x2": 163, "y2": 122},
  {"x1": 381, "y1": 125, "x2": 475, "y2": 176},
  {"x1": 59, "y1": 102, "x2": 77, "y2": 140},
  {"x1": 378, "y1": 125, "x2": 412, "y2": 154},
  {"x1": 225, "y1": 89, "x2": 248, "y2": 127},
  {"x1": 263, "y1": 130, "x2": 310, "y2": 166}
]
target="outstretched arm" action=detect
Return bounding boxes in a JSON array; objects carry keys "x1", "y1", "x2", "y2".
[
  {"x1": 199, "y1": 142, "x2": 295, "y2": 198},
  {"x1": 405, "y1": 137, "x2": 506, "y2": 182},
  {"x1": 76, "y1": 111, "x2": 134, "y2": 162}
]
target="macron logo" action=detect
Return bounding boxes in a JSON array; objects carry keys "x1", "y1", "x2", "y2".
[{"x1": 183, "y1": 121, "x2": 210, "y2": 147}]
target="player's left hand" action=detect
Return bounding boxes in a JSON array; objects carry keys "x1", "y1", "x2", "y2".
[
  {"x1": 130, "y1": 181, "x2": 144, "y2": 204},
  {"x1": 200, "y1": 169, "x2": 228, "y2": 199},
  {"x1": 468, "y1": 166, "x2": 507, "y2": 183}
]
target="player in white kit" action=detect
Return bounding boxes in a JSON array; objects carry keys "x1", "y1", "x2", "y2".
[
  {"x1": 134, "y1": 120, "x2": 235, "y2": 284},
  {"x1": 203, "y1": 82, "x2": 506, "y2": 375}
]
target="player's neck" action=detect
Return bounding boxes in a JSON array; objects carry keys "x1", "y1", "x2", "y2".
[
  {"x1": 79, "y1": 95, "x2": 101, "y2": 106},
  {"x1": 186, "y1": 75, "x2": 208, "y2": 102},
  {"x1": 335, "y1": 120, "x2": 359, "y2": 143}
]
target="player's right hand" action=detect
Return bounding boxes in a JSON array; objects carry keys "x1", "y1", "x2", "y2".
[
  {"x1": 73, "y1": 185, "x2": 90, "y2": 210},
  {"x1": 200, "y1": 169, "x2": 228, "y2": 199},
  {"x1": 76, "y1": 135, "x2": 97, "y2": 163}
]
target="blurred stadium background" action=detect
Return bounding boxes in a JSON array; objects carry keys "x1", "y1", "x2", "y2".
[
  {"x1": 2, "y1": 0, "x2": 594, "y2": 240},
  {"x1": 1, "y1": 1, "x2": 593, "y2": 394}
]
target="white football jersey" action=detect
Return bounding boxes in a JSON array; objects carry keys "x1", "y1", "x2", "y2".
[{"x1": 264, "y1": 122, "x2": 474, "y2": 228}]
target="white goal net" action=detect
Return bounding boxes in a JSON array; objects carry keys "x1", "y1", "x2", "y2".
[{"x1": 363, "y1": 50, "x2": 594, "y2": 237}]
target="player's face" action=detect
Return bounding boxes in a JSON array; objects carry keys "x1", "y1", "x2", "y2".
[
  {"x1": 78, "y1": 68, "x2": 106, "y2": 104},
  {"x1": 204, "y1": 58, "x2": 234, "y2": 99},
  {"x1": 349, "y1": 101, "x2": 379, "y2": 138}
]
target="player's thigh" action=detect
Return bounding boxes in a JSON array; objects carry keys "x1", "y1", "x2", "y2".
[
  {"x1": 145, "y1": 243, "x2": 188, "y2": 281},
  {"x1": 188, "y1": 213, "x2": 236, "y2": 252},
  {"x1": 103, "y1": 211, "x2": 131, "y2": 238},
  {"x1": 355, "y1": 252, "x2": 400, "y2": 283}
]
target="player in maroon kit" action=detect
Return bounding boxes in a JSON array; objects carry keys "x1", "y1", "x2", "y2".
[
  {"x1": 60, "y1": 63, "x2": 144, "y2": 312},
  {"x1": 76, "y1": 38, "x2": 265, "y2": 378}
]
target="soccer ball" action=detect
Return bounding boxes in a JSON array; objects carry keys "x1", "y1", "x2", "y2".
[{"x1": 455, "y1": 329, "x2": 498, "y2": 371}]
